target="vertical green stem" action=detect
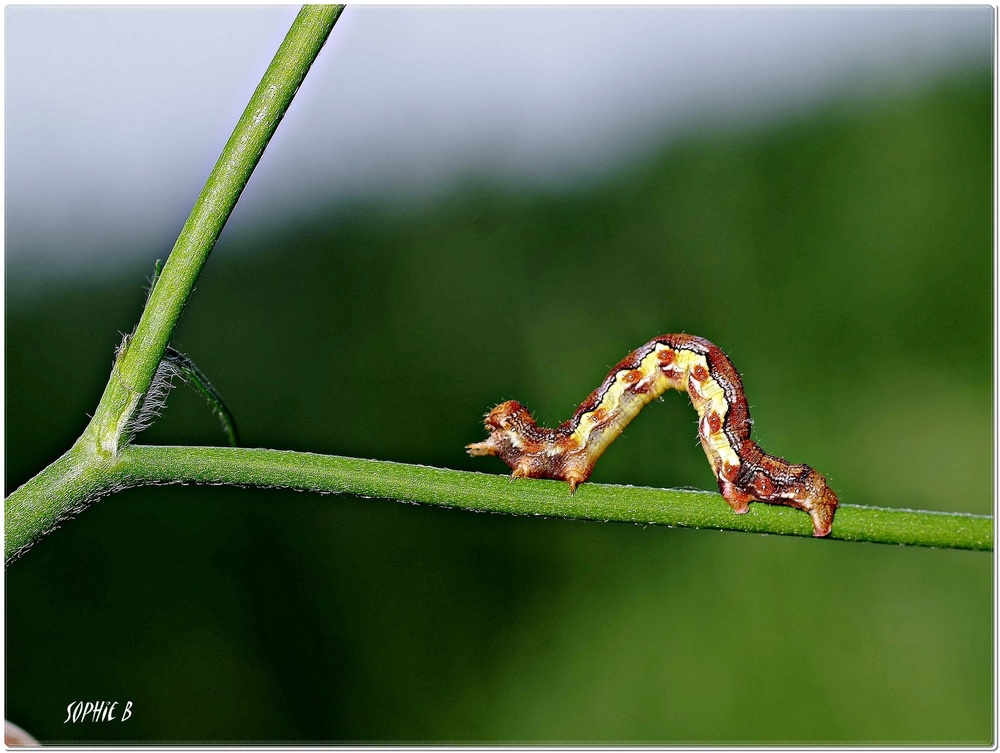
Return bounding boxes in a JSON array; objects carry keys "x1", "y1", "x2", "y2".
[{"x1": 87, "y1": 4, "x2": 344, "y2": 454}]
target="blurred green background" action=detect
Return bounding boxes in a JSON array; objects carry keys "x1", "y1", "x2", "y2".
[{"x1": 6, "y1": 68, "x2": 993, "y2": 743}]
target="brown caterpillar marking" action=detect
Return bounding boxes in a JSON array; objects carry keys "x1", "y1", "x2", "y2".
[{"x1": 466, "y1": 334, "x2": 838, "y2": 537}]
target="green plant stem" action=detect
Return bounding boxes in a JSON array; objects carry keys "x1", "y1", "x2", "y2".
[
  {"x1": 5, "y1": 6, "x2": 343, "y2": 561},
  {"x1": 111, "y1": 446, "x2": 993, "y2": 552},
  {"x1": 4, "y1": 449, "x2": 111, "y2": 562},
  {"x1": 7, "y1": 443, "x2": 991, "y2": 560},
  {"x1": 87, "y1": 5, "x2": 343, "y2": 455}
]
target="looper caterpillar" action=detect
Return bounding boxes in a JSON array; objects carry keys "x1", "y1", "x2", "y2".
[{"x1": 467, "y1": 334, "x2": 839, "y2": 537}]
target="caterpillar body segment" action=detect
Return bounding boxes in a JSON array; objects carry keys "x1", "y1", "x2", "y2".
[{"x1": 466, "y1": 334, "x2": 839, "y2": 537}]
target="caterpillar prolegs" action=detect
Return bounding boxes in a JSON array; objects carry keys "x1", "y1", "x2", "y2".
[{"x1": 466, "y1": 334, "x2": 839, "y2": 537}]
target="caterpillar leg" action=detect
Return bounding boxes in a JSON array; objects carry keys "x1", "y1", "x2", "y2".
[
  {"x1": 718, "y1": 480, "x2": 754, "y2": 516},
  {"x1": 794, "y1": 474, "x2": 839, "y2": 538},
  {"x1": 718, "y1": 462, "x2": 838, "y2": 537},
  {"x1": 466, "y1": 437, "x2": 499, "y2": 458}
]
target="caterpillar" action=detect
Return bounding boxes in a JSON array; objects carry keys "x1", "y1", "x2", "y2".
[{"x1": 466, "y1": 334, "x2": 838, "y2": 537}]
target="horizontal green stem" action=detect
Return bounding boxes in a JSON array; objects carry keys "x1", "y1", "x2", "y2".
[{"x1": 113, "y1": 446, "x2": 991, "y2": 551}]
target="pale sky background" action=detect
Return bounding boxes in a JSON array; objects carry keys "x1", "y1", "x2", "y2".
[{"x1": 5, "y1": 5, "x2": 994, "y2": 278}]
